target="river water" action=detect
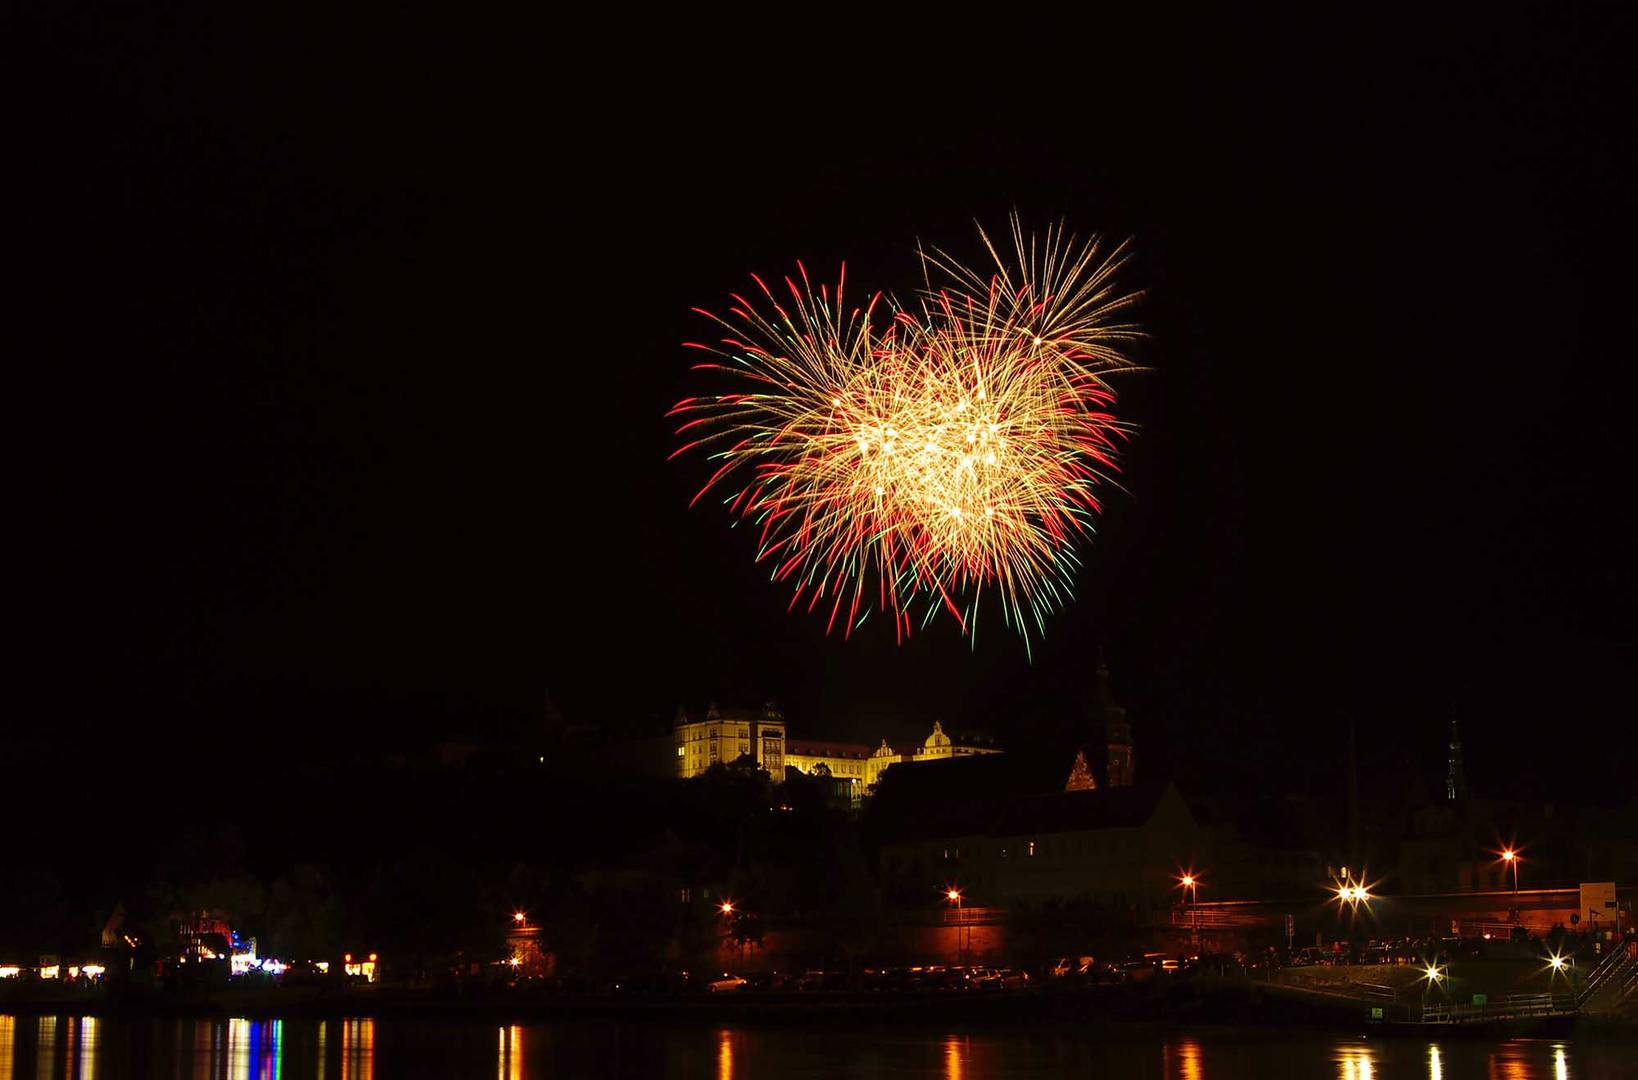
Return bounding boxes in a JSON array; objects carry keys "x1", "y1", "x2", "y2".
[{"x1": 0, "y1": 1013, "x2": 1628, "y2": 1078}]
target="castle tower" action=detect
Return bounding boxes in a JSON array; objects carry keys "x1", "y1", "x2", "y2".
[
  {"x1": 1445, "y1": 718, "x2": 1467, "y2": 802},
  {"x1": 1093, "y1": 651, "x2": 1134, "y2": 787}
]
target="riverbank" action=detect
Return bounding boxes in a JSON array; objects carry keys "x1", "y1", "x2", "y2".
[{"x1": 4, "y1": 978, "x2": 1628, "y2": 1035}]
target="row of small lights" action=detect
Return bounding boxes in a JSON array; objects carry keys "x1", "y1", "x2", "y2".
[
  {"x1": 512, "y1": 848, "x2": 1567, "y2": 984},
  {"x1": 506, "y1": 848, "x2": 1535, "y2": 956},
  {"x1": 502, "y1": 847, "x2": 1528, "y2": 928}
]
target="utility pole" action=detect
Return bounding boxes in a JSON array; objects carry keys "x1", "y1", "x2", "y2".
[{"x1": 1347, "y1": 715, "x2": 1361, "y2": 870}]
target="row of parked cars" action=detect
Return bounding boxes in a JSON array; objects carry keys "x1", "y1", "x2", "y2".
[
  {"x1": 1256, "y1": 937, "x2": 1483, "y2": 969},
  {"x1": 606, "y1": 954, "x2": 1218, "y2": 996},
  {"x1": 1044, "y1": 953, "x2": 1198, "y2": 982},
  {"x1": 704, "y1": 965, "x2": 1033, "y2": 993}
]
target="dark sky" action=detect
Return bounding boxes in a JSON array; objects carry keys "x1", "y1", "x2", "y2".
[{"x1": 13, "y1": 11, "x2": 1634, "y2": 802}]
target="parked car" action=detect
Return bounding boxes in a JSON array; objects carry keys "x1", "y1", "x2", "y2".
[
  {"x1": 709, "y1": 974, "x2": 747, "y2": 993},
  {"x1": 997, "y1": 969, "x2": 1030, "y2": 989}
]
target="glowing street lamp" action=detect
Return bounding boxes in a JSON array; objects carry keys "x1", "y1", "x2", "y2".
[
  {"x1": 1500, "y1": 849, "x2": 1520, "y2": 895},
  {"x1": 1178, "y1": 872, "x2": 1201, "y2": 948},
  {"x1": 1417, "y1": 961, "x2": 1447, "y2": 1013},
  {"x1": 719, "y1": 900, "x2": 735, "y2": 916},
  {"x1": 1333, "y1": 867, "x2": 1371, "y2": 907},
  {"x1": 512, "y1": 911, "x2": 527, "y2": 925},
  {"x1": 946, "y1": 888, "x2": 966, "y2": 965}
]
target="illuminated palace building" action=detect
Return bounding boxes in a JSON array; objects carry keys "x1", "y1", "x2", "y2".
[{"x1": 672, "y1": 701, "x2": 999, "y2": 789}]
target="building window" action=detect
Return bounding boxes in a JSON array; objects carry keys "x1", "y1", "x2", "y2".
[
  {"x1": 680, "y1": 887, "x2": 691, "y2": 903},
  {"x1": 1028, "y1": 841, "x2": 1036, "y2": 857},
  {"x1": 677, "y1": 747, "x2": 685, "y2": 757}
]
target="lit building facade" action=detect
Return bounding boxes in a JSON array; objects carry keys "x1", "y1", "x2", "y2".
[
  {"x1": 784, "y1": 740, "x2": 871, "y2": 784},
  {"x1": 673, "y1": 701, "x2": 786, "y2": 778},
  {"x1": 787, "y1": 722, "x2": 1001, "y2": 790},
  {"x1": 670, "y1": 705, "x2": 998, "y2": 790}
]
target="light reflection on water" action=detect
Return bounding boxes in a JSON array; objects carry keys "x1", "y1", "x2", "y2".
[
  {"x1": 498, "y1": 1024, "x2": 523, "y2": 1080},
  {"x1": 1177, "y1": 1035, "x2": 1203, "y2": 1080},
  {"x1": 340, "y1": 1018, "x2": 372, "y2": 1080},
  {"x1": 0, "y1": 1014, "x2": 1621, "y2": 1077},
  {"x1": 33, "y1": 1017, "x2": 53, "y2": 1080},
  {"x1": 1337, "y1": 1040, "x2": 1376, "y2": 1080},
  {"x1": 716, "y1": 1027, "x2": 733, "y2": 1080}
]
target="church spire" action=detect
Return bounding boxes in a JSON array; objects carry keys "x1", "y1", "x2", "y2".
[
  {"x1": 1446, "y1": 718, "x2": 1467, "y2": 802},
  {"x1": 1094, "y1": 648, "x2": 1134, "y2": 787}
]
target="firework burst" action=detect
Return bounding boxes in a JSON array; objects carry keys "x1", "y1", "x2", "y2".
[{"x1": 669, "y1": 218, "x2": 1142, "y2": 651}]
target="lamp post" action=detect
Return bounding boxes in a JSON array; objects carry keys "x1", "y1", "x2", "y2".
[
  {"x1": 719, "y1": 901, "x2": 740, "y2": 968},
  {"x1": 1501, "y1": 849, "x2": 1519, "y2": 895},
  {"x1": 1180, "y1": 874, "x2": 1199, "y2": 951},
  {"x1": 1420, "y1": 963, "x2": 1444, "y2": 1017},
  {"x1": 946, "y1": 889, "x2": 964, "y2": 966}
]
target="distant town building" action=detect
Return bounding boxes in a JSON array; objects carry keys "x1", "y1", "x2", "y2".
[
  {"x1": 669, "y1": 701, "x2": 998, "y2": 789},
  {"x1": 884, "y1": 782, "x2": 1201, "y2": 907},
  {"x1": 673, "y1": 700, "x2": 787, "y2": 778},
  {"x1": 872, "y1": 753, "x2": 1320, "y2": 907}
]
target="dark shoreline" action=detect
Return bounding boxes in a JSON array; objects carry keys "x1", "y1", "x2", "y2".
[{"x1": 2, "y1": 982, "x2": 1621, "y2": 1039}]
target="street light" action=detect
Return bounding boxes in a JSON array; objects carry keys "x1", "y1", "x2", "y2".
[
  {"x1": 512, "y1": 911, "x2": 526, "y2": 925},
  {"x1": 1500, "y1": 849, "x2": 1519, "y2": 895},
  {"x1": 946, "y1": 888, "x2": 965, "y2": 966},
  {"x1": 1420, "y1": 962, "x2": 1445, "y2": 1012},
  {"x1": 1179, "y1": 873, "x2": 1200, "y2": 950},
  {"x1": 719, "y1": 901, "x2": 744, "y2": 967}
]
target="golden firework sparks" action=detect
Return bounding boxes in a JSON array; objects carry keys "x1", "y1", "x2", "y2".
[{"x1": 670, "y1": 217, "x2": 1142, "y2": 651}]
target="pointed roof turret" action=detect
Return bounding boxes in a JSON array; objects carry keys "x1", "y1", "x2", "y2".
[{"x1": 1446, "y1": 718, "x2": 1467, "y2": 802}]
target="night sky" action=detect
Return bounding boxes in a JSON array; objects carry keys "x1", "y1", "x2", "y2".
[{"x1": 13, "y1": 12, "x2": 1634, "y2": 804}]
